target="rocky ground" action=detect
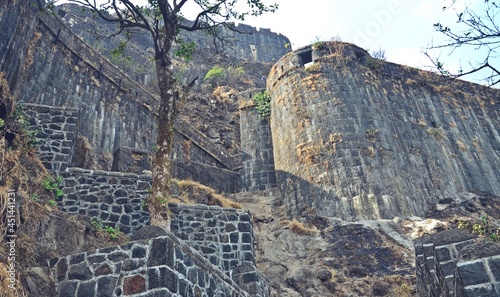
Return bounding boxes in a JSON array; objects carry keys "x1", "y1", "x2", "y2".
[{"x1": 231, "y1": 189, "x2": 500, "y2": 297}]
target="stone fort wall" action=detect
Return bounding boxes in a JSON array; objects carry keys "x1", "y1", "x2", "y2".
[
  {"x1": 267, "y1": 42, "x2": 500, "y2": 221},
  {"x1": 0, "y1": 3, "x2": 271, "y2": 295},
  {"x1": 1, "y1": 0, "x2": 242, "y2": 193},
  {"x1": 238, "y1": 88, "x2": 277, "y2": 192}
]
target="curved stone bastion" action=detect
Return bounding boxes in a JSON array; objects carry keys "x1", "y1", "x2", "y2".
[{"x1": 267, "y1": 41, "x2": 500, "y2": 221}]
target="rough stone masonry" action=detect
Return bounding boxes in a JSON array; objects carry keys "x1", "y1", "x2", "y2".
[{"x1": 267, "y1": 42, "x2": 500, "y2": 221}]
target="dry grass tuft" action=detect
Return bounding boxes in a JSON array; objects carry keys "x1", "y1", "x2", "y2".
[
  {"x1": 417, "y1": 118, "x2": 427, "y2": 126},
  {"x1": 174, "y1": 179, "x2": 242, "y2": 209},
  {"x1": 389, "y1": 276, "x2": 415, "y2": 297},
  {"x1": 280, "y1": 219, "x2": 318, "y2": 235},
  {"x1": 0, "y1": 263, "x2": 27, "y2": 296}
]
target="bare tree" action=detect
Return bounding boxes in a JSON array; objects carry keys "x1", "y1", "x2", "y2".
[
  {"x1": 426, "y1": 0, "x2": 500, "y2": 86},
  {"x1": 63, "y1": 0, "x2": 277, "y2": 229}
]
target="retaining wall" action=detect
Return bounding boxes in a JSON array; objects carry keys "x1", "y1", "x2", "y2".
[
  {"x1": 169, "y1": 203, "x2": 256, "y2": 273},
  {"x1": 23, "y1": 103, "x2": 78, "y2": 172},
  {"x1": 49, "y1": 233, "x2": 253, "y2": 297},
  {"x1": 19, "y1": 5, "x2": 158, "y2": 168},
  {"x1": 59, "y1": 167, "x2": 151, "y2": 235},
  {"x1": 415, "y1": 229, "x2": 500, "y2": 296}
]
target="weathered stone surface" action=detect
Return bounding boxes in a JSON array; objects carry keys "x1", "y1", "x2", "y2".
[
  {"x1": 131, "y1": 225, "x2": 167, "y2": 241},
  {"x1": 239, "y1": 89, "x2": 277, "y2": 192},
  {"x1": 170, "y1": 203, "x2": 257, "y2": 276},
  {"x1": 232, "y1": 191, "x2": 415, "y2": 297},
  {"x1": 50, "y1": 234, "x2": 254, "y2": 297},
  {"x1": 123, "y1": 275, "x2": 146, "y2": 295},
  {"x1": 268, "y1": 41, "x2": 500, "y2": 221},
  {"x1": 68, "y1": 263, "x2": 92, "y2": 280},
  {"x1": 23, "y1": 267, "x2": 56, "y2": 297}
]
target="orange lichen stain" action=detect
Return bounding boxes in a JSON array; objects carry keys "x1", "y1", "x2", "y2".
[
  {"x1": 296, "y1": 142, "x2": 320, "y2": 165},
  {"x1": 301, "y1": 74, "x2": 326, "y2": 92}
]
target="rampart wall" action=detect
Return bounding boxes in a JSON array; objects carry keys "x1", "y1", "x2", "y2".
[
  {"x1": 268, "y1": 42, "x2": 500, "y2": 221},
  {"x1": 20, "y1": 6, "x2": 157, "y2": 166},
  {"x1": 20, "y1": 99, "x2": 267, "y2": 295},
  {"x1": 1, "y1": 0, "x2": 241, "y2": 193},
  {"x1": 415, "y1": 229, "x2": 500, "y2": 296}
]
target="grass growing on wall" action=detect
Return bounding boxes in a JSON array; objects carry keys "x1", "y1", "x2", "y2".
[{"x1": 174, "y1": 179, "x2": 242, "y2": 209}]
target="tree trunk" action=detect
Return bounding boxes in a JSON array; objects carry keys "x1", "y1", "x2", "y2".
[{"x1": 149, "y1": 56, "x2": 178, "y2": 230}]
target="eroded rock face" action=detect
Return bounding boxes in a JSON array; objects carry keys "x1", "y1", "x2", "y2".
[
  {"x1": 231, "y1": 190, "x2": 415, "y2": 297},
  {"x1": 267, "y1": 41, "x2": 500, "y2": 221},
  {"x1": 24, "y1": 267, "x2": 56, "y2": 297}
]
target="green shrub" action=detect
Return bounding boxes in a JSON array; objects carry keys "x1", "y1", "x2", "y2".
[
  {"x1": 235, "y1": 66, "x2": 245, "y2": 75},
  {"x1": 43, "y1": 175, "x2": 64, "y2": 199},
  {"x1": 204, "y1": 66, "x2": 226, "y2": 82},
  {"x1": 12, "y1": 103, "x2": 39, "y2": 149},
  {"x1": 458, "y1": 216, "x2": 500, "y2": 243},
  {"x1": 254, "y1": 91, "x2": 271, "y2": 118},
  {"x1": 91, "y1": 219, "x2": 121, "y2": 240}
]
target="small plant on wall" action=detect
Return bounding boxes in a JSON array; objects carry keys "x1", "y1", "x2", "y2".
[
  {"x1": 254, "y1": 91, "x2": 272, "y2": 119},
  {"x1": 365, "y1": 127, "x2": 381, "y2": 141},
  {"x1": 457, "y1": 215, "x2": 500, "y2": 243},
  {"x1": 43, "y1": 175, "x2": 64, "y2": 207}
]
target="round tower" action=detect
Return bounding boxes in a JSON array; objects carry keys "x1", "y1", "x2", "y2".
[{"x1": 267, "y1": 41, "x2": 500, "y2": 220}]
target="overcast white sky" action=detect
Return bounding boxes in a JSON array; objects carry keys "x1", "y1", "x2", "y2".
[{"x1": 235, "y1": 0, "x2": 482, "y2": 77}]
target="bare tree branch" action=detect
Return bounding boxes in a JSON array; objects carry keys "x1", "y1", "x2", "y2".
[{"x1": 428, "y1": 0, "x2": 500, "y2": 85}]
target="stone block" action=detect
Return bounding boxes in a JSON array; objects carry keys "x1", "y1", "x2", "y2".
[
  {"x1": 69, "y1": 253, "x2": 85, "y2": 265},
  {"x1": 97, "y1": 276, "x2": 117, "y2": 297},
  {"x1": 148, "y1": 237, "x2": 174, "y2": 267},
  {"x1": 123, "y1": 275, "x2": 146, "y2": 295},
  {"x1": 489, "y1": 257, "x2": 500, "y2": 282},
  {"x1": 55, "y1": 258, "x2": 68, "y2": 282},
  {"x1": 107, "y1": 251, "x2": 129, "y2": 263},
  {"x1": 77, "y1": 280, "x2": 96, "y2": 297},
  {"x1": 59, "y1": 281, "x2": 78, "y2": 297},
  {"x1": 68, "y1": 263, "x2": 92, "y2": 281},
  {"x1": 94, "y1": 264, "x2": 112, "y2": 276},
  {"x1": 238, "y1": 222, "x2": 251, "y2": 232},
  {"x1": 457, "y1": 261, "x2": 490, "y2": 286}
]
